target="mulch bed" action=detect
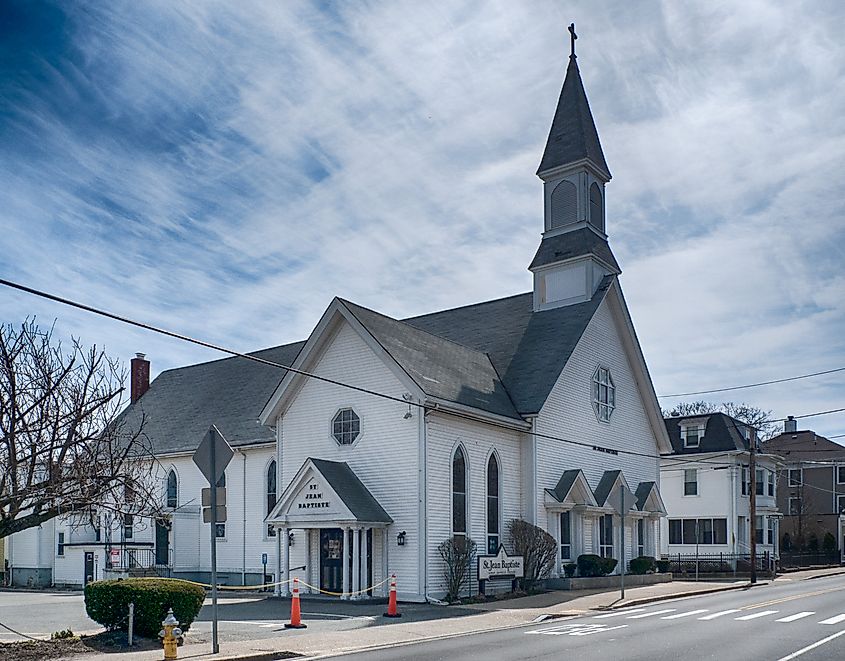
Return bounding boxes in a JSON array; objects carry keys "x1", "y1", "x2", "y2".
[{"x1": 0, "y1": 630, "x2": 160, "y2": 660}]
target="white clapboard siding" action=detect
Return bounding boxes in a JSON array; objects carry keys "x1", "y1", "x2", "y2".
[
  {"x1": 424, "y1": 413, "x2": 522, "y2": 598},
  {"x1": 536, "y1": 295, "x2": 661, "y2": 521},
  {"x1": 277, "y1": 321, "x2": 420, "y2": 597}
]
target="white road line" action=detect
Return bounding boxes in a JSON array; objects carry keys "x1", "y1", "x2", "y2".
[
  {"x1": 699, "y1": 609, "x2": 741, "y2": 620},
  {"x1": 777, "y1": 629, "x2": 845, "y2": 661},
  {"x1": 661, "y1": 610, "x2": 708, "y2": 620},
  {"x1": 776, "y1": 612, "x2": 815, "y2": 623},
  {"x1": 735, "y1": 610, "x2": 779, "y2": 621},
  {"x1": 593, "y1": 608, "x2": 646, "y2": 619},
  {"x1": 627, "y1": 609, "x2": 677, "y2": 619},
  {"x1": 818, "y1": 614, "x2": 845, "y2": 625}
]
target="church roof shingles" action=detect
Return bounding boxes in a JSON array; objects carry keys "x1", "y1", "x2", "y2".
[{"x1": 122, "y1": 280, "x2": 612, "y2": 455}]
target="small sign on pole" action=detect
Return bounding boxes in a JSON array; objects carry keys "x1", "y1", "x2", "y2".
[{"x1": 191, "y1": 425, "x2": 233, "y2": 656}]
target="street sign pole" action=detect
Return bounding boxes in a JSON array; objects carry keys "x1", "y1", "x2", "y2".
[
  {"x1": 620, "y1": 484, "x2": 625, "y2": 600},
  {"x1": 210, "y1": 435, "x2": 219, "y2": 655}
]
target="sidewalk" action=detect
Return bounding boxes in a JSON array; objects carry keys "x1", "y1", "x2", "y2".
[{"x1": 66, "y1": 579, "x2": 749, "y2": 661}]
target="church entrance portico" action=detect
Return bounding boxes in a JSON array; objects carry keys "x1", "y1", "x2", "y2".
[{"x1": 267, "y1": 458, "x2": 392, "y2": 599}]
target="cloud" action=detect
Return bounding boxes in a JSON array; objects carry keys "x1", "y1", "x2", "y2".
[{"x1": 1, "y1": 0, "x2": 843, "y2": 438}]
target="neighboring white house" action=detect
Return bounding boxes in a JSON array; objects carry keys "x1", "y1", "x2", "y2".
[
  {"x1": 6, "y1": 39, "x2": 672, "y2": 598},
  {"x1": 660, "y1": 413, "x2": 781, "y2": 562}
]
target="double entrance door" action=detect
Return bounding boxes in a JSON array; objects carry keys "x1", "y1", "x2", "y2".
[{"x1": 319, "y1": 528, "x2": 373, "y2": 595}]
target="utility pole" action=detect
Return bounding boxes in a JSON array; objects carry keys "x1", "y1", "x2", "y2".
[{"x1": 749, "y1": 427, "x2": 758, "y2": 585}]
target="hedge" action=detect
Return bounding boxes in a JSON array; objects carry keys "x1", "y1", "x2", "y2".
[
  {"x1": 576, "y1": 554, "x2": 618, "y2": 577},
  {"x1": 628, "y1": 556, "x2": 656, "y2": 575},
  {"x1": 655, "y1": 559, "x2": 670, "y2": 573},
  {"x1": 84, "y1": 578, "x2": 205, "y2": 638}
]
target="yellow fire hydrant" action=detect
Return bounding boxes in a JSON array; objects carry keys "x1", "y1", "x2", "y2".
[{"x1": 159, "y1": 608, "x2": 182, "y2": 660}]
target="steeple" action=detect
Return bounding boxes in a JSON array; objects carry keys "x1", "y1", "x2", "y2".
[
  {"x1": 530, "y1": 24, "x2": 619, "y2": 313},
  {"x1": 537, "y1": 51, "x2": 611, "y2": 180}
]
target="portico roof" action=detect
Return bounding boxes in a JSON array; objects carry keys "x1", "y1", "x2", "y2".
[{"x1": 268, "y1": 457, "x2": 392, "y2": 527}]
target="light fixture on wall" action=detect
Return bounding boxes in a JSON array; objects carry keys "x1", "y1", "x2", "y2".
[
  {"x1": 397, "y1": 531, "x2": 407, "y2": 546},
  {"x1": 402, "y1": 393, "x2": 413, "y2": 419},
  {"x1": 288, "y1": 531, "x2": 295, "y2": 547}
]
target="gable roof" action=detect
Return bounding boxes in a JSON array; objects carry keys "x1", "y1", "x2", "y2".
[
  {"x1": 339, "y1": 299, "x2": 521, "y2": 420},
  {"x1": 126, "y1": 282, "x2": 614, "y2": 454},
  {"x1": 593, "y1": 470, "x2": 623, "y2": 507},
  {"x1": 663, "y1": 412, "x2": 751, "y2": 455},
  {"x1": 545, "y1": 469, "x2": 597, "y2": 506},
  {"x1": 309, "y1": 459, "x2": 392, "y2": 523},
  {"x1": 537, "y1": 55, "x2": 610, "y2": 179},
  {"x1": 118, "y1": 342, "x2": 305, "y2": 455},
  {"x1": 635, "y1": 481, "x2": 667, "y2": 514},
  {"x1": 763, "y1": 430, "x2": 845, "y2": 461}
]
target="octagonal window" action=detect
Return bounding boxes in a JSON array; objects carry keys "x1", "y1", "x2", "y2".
[
  {"x1": 592, "y1": 366, "x2": 615, "y2": 422},
  {"x1": 332, "y1": 408, "x2": 361, "y2": 445}
]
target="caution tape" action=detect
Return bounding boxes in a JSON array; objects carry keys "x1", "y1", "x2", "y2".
[
  {"x1": 180, "y1": 578, "x2": 293, "y2": 591},
  {"x1": 297, "y1": 576, "x2": 391, "y2": 597}
]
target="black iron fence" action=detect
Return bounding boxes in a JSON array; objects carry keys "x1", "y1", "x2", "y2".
[
  {"x1": 779, "y1": 551, "x2": 841, "y2": 569},
  {"x1": 665, "y1": 552, "x2": 776, "y2": 577},
  {"x1": 105, "y1": 546, "x2": 171, "y2": 577}
]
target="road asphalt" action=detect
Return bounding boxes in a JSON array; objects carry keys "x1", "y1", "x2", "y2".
[{"x1": 343, "y1": 574, "x2": 845, "y2": 661}]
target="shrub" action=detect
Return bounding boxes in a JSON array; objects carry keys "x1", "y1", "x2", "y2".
[
  {"x1": 576, "y1": 554, "x2": 617, "y2": 577},
  {"x1": 51, "y1": 629, "x2": 77, "y2": 640},
  {"x1": 84, "y1": 578, "x2": 205, "y2": 638},
  {"x1": 655, "y1": 559, "x2": 670, "y2": 573},
  {"x1": 781, "y1": 532, "x2": 792, "y2": 552},
  {"x1": 823, "y1": 532, "x2": 836, "y2": 553},
  {"x1": 807, "y1": 534, "x2": 820, "y2": 553},
  {"x1": 629, "y1": 556, "x2": 656, "y2": 575},
  {"x1": 508, "y1": 519, "x2": 557, "y2": 590},
  {"x1": 563, "y1": 563, "x2": 577, "y2": 578},
  {"x1": 438, "y1": 536, "x2": 477, "y2": 602}
]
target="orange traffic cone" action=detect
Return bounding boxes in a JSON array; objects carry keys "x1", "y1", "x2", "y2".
[
  {"x1": 383, "y1": 573, "x2": 401, "y2": 618},
  {"x1": 284, "y1": 577, "x2": 307, "y2": 629}
]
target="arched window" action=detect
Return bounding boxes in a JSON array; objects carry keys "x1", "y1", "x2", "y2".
[
  {"x1": 266, "y1": 460, "x2": 277, "y2": 538},
  {"x1": 550, "y1": 180, "x2": 578, "y2": 230},
  {"x1": 166, "y1": 470, "x2": 178, "y2": 508},
  {"x1": 486, "y1": 454, "x2": 500, "y2": 554},
  {"x1": 589, "y1": 182, "x2": 603, "y2": 231},
  {"x1": 452, "y1": 447, "x2": 467, "y2": 537}
]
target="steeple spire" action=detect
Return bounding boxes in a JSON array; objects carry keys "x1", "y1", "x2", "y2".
[{"x1": 537, "y1": 25, "x2": 610, "y2": 180}]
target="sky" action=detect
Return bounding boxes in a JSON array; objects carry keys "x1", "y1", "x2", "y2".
[{"x1": 1, "y1": 0, "x2": 843, "y2": 441}]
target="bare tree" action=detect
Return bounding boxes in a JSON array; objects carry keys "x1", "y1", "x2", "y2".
[
  {"x1": 437, "y1": 536, "x2": 477, "y2": 602},
  {"x1": 508, "y1": 519, "x2": 556, "y2": 590},
  {"x1": 0, "y1": 319, "x2": 158, "y2": 539},
  {"x1": 663, "y1": 400, "x2": 778, "y2": 440}
]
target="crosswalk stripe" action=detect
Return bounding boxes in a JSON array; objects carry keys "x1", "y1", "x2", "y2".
[
  {"x1": 699, "y1": 609, "x2": 741, "y2": 620},
  {"x1": 735, "y1": 610, "x2": 779, "y2": 621},
  {"x1": 818, "y1": 614, "x2": 845, "y2": 625},
  {"x1": 661, "y1": 609, "x2": 708, "y2": 620},
  {"x1": 593, "y1": 608, "x2": 646, "y2": 619},
  {"x1": 628, "y1": 609, "x2": 676, "y2": 619},
  {"x1": 776, "y1": 612, "x2": 815, "y2": 623}
]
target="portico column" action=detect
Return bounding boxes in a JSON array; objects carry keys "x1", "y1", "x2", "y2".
[
  {"x1": 341, "y1": 526, "x2": 351, "y2": 600},
  {"x1": 382, "y1": 528, "x2": 390, "y2": 597},
  {"x1": 361, "y1": 527, "x2": 369, "y2": 597},
  {"x1": 281, "y1": 527, "x2": 291, "y2": 597},
  {"x1": 352, "y1": 527, "x2": 361, "y2": 599},
  {"x1": 274, "y1": 527, "x2": 283, "y2": 597}
]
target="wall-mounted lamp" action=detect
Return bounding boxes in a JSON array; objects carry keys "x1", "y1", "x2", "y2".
[
  {"x1": 288, "y1": 531, "x2": 295, "y2": 547},
  {"x1": 402, "y1": 393, "x2": 414, "y2": 419},
  {"x1": 397, "y1": 531, "x2": 407, "y2": 546}
]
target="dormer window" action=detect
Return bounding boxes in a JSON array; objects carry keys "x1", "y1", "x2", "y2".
[
  {"x1": 681, "y1": 423, "x2": 705, "y2": 448},
  {"x1": 332, "y1": 408, "x2": 360, "y2": 446},
  {"x1": 592, "y1": 366, "x2": 615, "y2": 422}
]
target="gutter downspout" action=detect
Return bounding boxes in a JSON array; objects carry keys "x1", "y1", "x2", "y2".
[
  {"x1": 418, "y1": 396, "x2": 428, "y2": 602},
  {"x1": 730, "y1": 460, "x2": 737, "y2": 554},
  {"x1": 242, "y1": 450, "x2": 247, "y2": 586}
]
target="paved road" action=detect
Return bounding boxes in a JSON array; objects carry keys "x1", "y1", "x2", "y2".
[
  {"x1": 0, "y1": 590, "x2": 474, "y2": 642},
  {"x1": 344, "y1": 575, "x2": 845, "y2": 661}
]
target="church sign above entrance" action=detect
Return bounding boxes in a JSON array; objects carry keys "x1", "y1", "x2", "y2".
[
  {"x1": 477, "y1": 545, "x2": 524, "y2": 581},
  {"x1": 297, "y1": 481, "x2": 331, "y2": 510}
]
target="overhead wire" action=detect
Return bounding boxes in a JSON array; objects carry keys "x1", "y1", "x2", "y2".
[
  {"x1": 2, "y1": 276, "x2": 843, "y2": 464},
  {"x1": 658, "y1": 366, "x2": 845, "y2": 398}
]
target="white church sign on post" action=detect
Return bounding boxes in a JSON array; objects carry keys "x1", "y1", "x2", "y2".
[{"x1": 477, "y1": 545, "x2": 524, "y2": 595}]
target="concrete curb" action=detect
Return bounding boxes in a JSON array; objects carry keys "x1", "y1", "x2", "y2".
[
  {"x1": 802, "y1": 570, "x2": 845, "y2": 581},
  {"x1": 601, "y1": 581, "x2": 764, "y2": 610}
]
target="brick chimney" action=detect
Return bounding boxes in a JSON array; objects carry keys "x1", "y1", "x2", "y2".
[
  {"x1": 784, "y1": 415, "x2": 797, "y2": 433},
  {"x1": 130, "y1": 353, "x2": 150, "y2": 403}
]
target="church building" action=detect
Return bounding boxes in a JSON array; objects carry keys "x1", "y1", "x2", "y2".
[{"x1": 4, "y1": 34, "x2": 671, "y2": 599}]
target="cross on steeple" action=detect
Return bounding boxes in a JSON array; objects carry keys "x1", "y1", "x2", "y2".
[{"x1": 568, "y1": 22, "x2": 577, "y2": 57}]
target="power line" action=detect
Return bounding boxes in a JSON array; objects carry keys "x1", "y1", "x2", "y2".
[
  {"x1": 3, "y1": 277, "x2": 843, "y2": 465},
  {"x1": 658, "y1": 366, "x2": 845, "y2": 399}
]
